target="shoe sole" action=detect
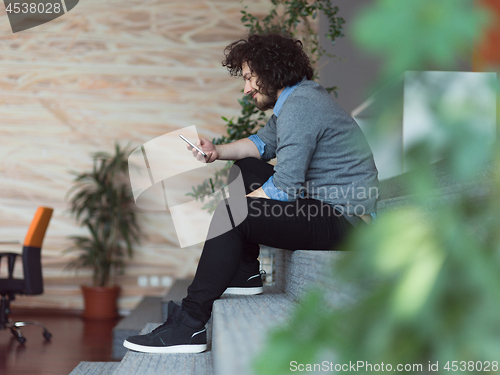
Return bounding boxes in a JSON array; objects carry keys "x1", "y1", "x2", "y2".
[
  {"x1": 223, "y1": 286, "x2": 263, "y2": 295},
  {"x1": 123, "y1": 340, "x2": 207, "y2": 354}
]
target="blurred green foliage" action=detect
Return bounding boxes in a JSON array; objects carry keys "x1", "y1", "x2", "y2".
[
  {"x1": 188, "y1": 0, "x2": 344, "y2": 204},
  {"x1": 254, "y1": 1, "x2": 499, "y2": 374},
  {"x1": 352, "y1": 0, "x2": 489, "y2": 81}
]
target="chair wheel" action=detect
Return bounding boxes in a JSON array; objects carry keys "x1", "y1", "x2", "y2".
[
  {"x1": 17, "y1": 336, "x2": 27, "y2": 345},
  {"x1": 43, "y1": 330, "x2": 52, "y2": 341},
  {"x1": 10, "y1": 327, "x2": 26, "y2": 344}
]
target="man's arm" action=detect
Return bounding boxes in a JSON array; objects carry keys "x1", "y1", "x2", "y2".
[
  {"x1": 189, "y1": 137, "x2": 261, "y2": 162},
  {"x1": 215, "y1": 138, "x2": 261, "y2": 161}
]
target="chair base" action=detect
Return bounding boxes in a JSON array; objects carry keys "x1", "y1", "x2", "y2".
[
  {"x1": 7, "y1": 321, "x2": 52, "y2": 344},
  {"x1": 1, "y1": 295, "x2": 52, "y2": 344}
]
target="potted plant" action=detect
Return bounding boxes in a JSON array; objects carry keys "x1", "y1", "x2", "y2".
[{"x1": 66, "y1": 143, "x2": 141, "y2": 319}]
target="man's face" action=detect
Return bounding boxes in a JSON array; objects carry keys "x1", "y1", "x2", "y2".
[{"x1": 242, "y1": 62, "x2": 277, "y2": 111}]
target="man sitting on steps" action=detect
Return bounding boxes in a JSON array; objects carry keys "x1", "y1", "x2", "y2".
[{"x1": 123, "y1": 33, "x2": 378, "y2": 354}]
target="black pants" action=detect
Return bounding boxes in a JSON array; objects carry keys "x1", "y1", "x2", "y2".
[{"x1": 181, "y1": 157, "x2": 352, "y2": 323}]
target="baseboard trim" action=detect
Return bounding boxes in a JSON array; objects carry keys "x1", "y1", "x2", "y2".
[{"x1": 10, "y1": 307, "x2": 85, "y2": 317}]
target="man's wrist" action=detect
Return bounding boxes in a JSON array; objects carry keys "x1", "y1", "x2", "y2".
[{"x1": 214, "y1": 144, "x2": 222, "y2": 160}]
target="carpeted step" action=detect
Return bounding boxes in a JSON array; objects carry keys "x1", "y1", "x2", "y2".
[
  {"x1": 211, "y1": 290, "x2": 294, "y2": 375},
  {"x1": 69, "y1": 362, "x2": 119, "y2": 375}
]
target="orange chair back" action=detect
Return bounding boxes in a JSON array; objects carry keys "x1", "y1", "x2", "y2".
[{"x1": 23, "y1": 207, "x2": 53, "y2": 248}]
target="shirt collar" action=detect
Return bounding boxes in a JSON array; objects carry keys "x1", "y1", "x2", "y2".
[{"x1": 273, "y1": 78, "x2": 305, "y2": 116}]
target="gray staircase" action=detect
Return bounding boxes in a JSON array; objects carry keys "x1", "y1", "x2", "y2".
[
  {"x1": 212, "y1": 290, "x2": 294, "y2": 375},
  {"x1": 212, "y1": 248, "x2": 351, "y2": 375},
  {"x1": 275, "y1": 248, "x2": 358, "y2": 306},
  {"x1": 69, "y1": 362, "x2": 119, "y2": 375}
]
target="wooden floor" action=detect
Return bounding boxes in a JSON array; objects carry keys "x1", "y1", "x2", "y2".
[{"x1": 0, "y1": 310, "x2": 121, "y2": 375}]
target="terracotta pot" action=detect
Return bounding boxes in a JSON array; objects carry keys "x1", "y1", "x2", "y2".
[{"x1": 81, "y1": 285, "x2": 120, "y2": 320}]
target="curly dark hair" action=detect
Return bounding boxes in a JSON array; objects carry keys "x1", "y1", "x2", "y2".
[{"x1": 222, "y1": 34, "x2": 314, "y2": 97}]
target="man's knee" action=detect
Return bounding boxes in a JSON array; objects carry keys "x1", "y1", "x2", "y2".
[
  {"x1": 233, "y1": 157, "x2": 260, "y2": 172},
  {"x1": 231, "y1": 158, "x2": 258, "y2": 192},
  {"x1": 233, "y1": 157, "x2": 275, "y2": 195}
]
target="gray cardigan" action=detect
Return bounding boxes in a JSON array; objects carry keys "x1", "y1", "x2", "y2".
[{"x1": 256, "y1": 79, "x2": 379, "y2": 223}]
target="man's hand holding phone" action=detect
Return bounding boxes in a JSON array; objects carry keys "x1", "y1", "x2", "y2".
[{"x1": 181, "y1": 135, "x2": 218, "y2": 163}]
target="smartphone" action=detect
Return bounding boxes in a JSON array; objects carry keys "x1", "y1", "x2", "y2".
[{"x1": 179, "y1": 134, "x2": 207, "y2": 157}]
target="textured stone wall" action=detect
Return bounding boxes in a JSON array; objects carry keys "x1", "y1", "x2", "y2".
[{"x1": 0, "y1": 0, "x2": 272, "y2": 312}]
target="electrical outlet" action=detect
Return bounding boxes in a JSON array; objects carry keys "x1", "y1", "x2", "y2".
[
  {"x1": 161, "y1": 276, "x2": 173, "y2": 287},
  {"x1": 149, "y1": 276, "x2": 160, "y2": 287},
  {"x1": 138, "y1": 275, "x2": 148, "y2": 287}
]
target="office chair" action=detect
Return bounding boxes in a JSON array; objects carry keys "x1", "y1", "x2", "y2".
[{"x1": 0, "y1": 207, "x2": 53, "y2": 344}]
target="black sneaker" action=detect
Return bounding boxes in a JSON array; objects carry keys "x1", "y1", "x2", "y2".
[
  {"x1": 123, "y1": 301, "x2": 207, "y2": 354},
  {"x1": 223, "y1": 260, "x2": 265, "y2": 295}
]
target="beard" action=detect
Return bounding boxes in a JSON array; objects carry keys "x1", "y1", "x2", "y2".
[{"x1": 252, "y1": 90, "x2": 278, "y2": 111}]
